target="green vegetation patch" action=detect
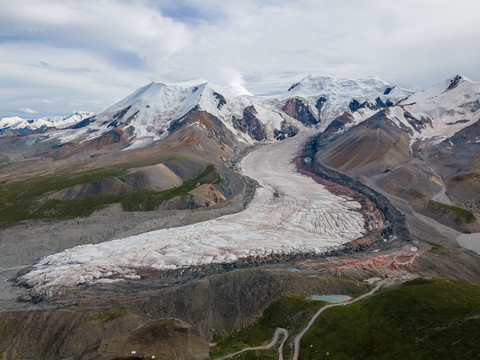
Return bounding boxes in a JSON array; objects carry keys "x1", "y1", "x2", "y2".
[
  {"x1": 427, "y1": 244, "x2": 451, "y2": 255},
  {"x1": 428, "y1": 200, "x2": 476, "y2": 224},
  {"x1": 88, "y1": 308, "x2": 128, "y2": 323},
  {"x1": 0, "y1": 162, "x2": 220, "y2": 225},
  {"x1": 112, "y1": 357, "x2": 164, "y2": 360},
  {"x1": 121, "y1": 164, "x2": 220, "y2": 212},
  {"x1": 301, "y1": 278, "x2": 480, "y2": 360}
]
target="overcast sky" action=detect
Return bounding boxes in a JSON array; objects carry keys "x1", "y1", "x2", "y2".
[{"x1": 1, "y1": 0, "x2": 479, "y2": 118}]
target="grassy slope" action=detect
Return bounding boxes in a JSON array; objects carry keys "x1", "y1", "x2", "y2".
[
  {"x1": 210, "y1": 278, "x2": 480, "y2": 360},
  {"x1": 301, "y1": 278, "x2": 480, "y2": 360},
  {"x1": 0, "y1": 160, "x2": 220, "y2": 225},
  {"x1": 428, "y1": 200, "x2": 476, "y2": 224},
  {"x1": 209, "y1": 277, "x2": 366, "y2": 359},
  {"x1": 209, "y1": 295, "x2": 326, "y2": 360}
]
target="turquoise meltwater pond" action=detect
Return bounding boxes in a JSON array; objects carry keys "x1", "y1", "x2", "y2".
[{"x1": 311, "y1": 295, "x2": 352, "y2": 303}]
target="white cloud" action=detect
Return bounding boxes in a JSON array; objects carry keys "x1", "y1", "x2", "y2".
[
  {"x1": 19, "y1": 107, "x2": 38, "y2": 114},
  {"x1": 1, "y1": 0, "x2": 480, "y2": 117}
]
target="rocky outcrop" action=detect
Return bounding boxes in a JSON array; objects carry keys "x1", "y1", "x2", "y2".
[
  {"x1": 273, "y1": 120, "x2": 299, "y2": 141},
  {"x1": 189, "y1": 184, "x2": 226, "y2": 207},
  {"x1": 91, "y1": 319, "x2": 209, "y2": 360},
  {"x1": 158, "y1": 184, "x2": 226, "y2": 210},
  {"x1": 315, "y1": 96, "x2": 327, "y2": 118},
  {"x1": 348, "y1": 97, "x2": 394, "y2": 113},
  {"x1": 213, "y1": 91, "x2": 227, "y2": 109},
  {"x1": 92, "y1": 128, "x2": 126, "y2": 150},
  {"x1": 314, "y1": 112, "x2": 355, "y2": 148},
  {"x1": 281, "y1": 98, "x2": 318, "y2": 126},
  {"x1": 125, "y1": 163, "x2": 183, "y2": 191},
  {"x1": 232, "y1": 106, "x2": 267, "y2": 141}
]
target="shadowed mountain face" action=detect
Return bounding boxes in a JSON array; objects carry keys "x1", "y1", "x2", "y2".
[
  {"x1": 312, "y1": 75, "x2": 480, "y2": 233},
  {"x1": 425, "y1": 119, "x2": 480, "y2": 211}
]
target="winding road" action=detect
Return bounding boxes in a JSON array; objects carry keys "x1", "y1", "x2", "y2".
[{"x1": 215, "y1": 328, "x2": 289, "y2": 360}]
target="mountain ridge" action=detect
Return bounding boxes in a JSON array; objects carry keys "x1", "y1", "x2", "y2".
[{"x1": 1, "y1": 74, "x2": 419, "y2": 149}]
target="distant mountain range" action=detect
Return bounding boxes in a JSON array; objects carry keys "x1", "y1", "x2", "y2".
[
  {"x1": 3, "y1": 75, "x2": 477, "y2": 152},
  {"x1": 0, "y1": 111, "x2": 93, "y2": 136}
]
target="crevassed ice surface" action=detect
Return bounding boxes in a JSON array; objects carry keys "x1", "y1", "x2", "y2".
[{"x1": 21, "y1": 131, "x2": 366, "y2": 292}]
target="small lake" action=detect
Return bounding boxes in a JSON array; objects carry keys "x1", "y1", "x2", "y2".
[{"x1": 311, "y1": 295, "x2": 352, "y2": 303}]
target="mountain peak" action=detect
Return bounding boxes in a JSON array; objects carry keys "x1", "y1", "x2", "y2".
[
  {"x1": 158, "y1": 79, "x2": 209, "y2": 88},
  {"x1": 446, "y1": 74, "x2": 466, "y2": 91},
  {"x1": 282, "y1": 74, "x2": 409, "y2": 102},
  {"x1": 448, "y1": 74, "x2": 472, "y2": 82},
  {"x1": 443, "y1": 74, "x2": 478, "y2": 91}
]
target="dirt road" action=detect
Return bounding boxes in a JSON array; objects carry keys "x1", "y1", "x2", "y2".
[{"x1": 215, "y1": 327, "x2": 289, "y2": 360}]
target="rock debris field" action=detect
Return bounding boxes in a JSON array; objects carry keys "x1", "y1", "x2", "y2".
[{"x1": 20, "y1": 131, "x2": 366, "y2": 294}]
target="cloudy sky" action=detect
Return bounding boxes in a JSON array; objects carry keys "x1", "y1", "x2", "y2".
[{"x1": 1, "y1": 0, "x2": 479, "y2": 118}]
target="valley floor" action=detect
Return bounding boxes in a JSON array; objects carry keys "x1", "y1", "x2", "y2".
[{"x1": 20, "y1": 130, "x2": 366, "y2": 296}]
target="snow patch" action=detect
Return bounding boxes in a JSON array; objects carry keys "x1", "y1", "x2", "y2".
[
  {"x1": 394, "y1": 75, "x2": 480, "y2": 140},
  {"x1": 0, "y1": 111, "x2": 93, "y2": 131}
]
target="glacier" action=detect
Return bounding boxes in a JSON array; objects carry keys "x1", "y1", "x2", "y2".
[{"x1": 20, "y1": 129, "x2": 366, "y2": 294}]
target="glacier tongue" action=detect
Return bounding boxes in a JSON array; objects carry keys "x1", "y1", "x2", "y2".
[{"x1": 20, "y1": 129, "x2": 366, "y2": 294}]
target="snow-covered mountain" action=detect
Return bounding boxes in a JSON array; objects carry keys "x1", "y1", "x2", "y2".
[
  {"x1": 44, "y1": 76, "x2": 412, "y2": 149},
  {"x1": 50, "y1": 79, "x2": 299, "y2": 148},
  {"x1": 260, "y1": 75, "x2": 413, "y2": 130},
  {"x1": 7, "y1": 75, "x2": 477, "y2": 154},
  {"x1": 0, "y1": 111, "x2": 93, "y2": 135},
  {"x1": 93, "y1": 80, "x2": 256, "y2": 145},
  {"x1": 385, "y1": 75, "x2": 480, "y2": 142},
  {"x1": 311, "y1": 74, "x2": 480, "y2": 233}
]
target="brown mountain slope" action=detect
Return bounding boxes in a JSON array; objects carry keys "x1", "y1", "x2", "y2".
[
  {"x1": 0, "y1": 109, "x2": 249, "y2": 224},
  {"x1": 423, "y1": 118, "x2": 480, "y2": 212},
  {"x1": 316, "y1": 111, "x2": 411, "y2": 178},
  {"x1": 314, "y1": 112, "x2": 480, "y2": 233}
]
